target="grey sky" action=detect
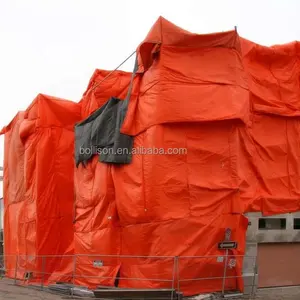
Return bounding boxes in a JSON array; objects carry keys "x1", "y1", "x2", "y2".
[{"x1": 0, "y1": 0, "x2": 299, "y2": 196}]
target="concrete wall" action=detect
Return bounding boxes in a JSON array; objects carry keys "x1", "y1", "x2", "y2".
[
  {"x1": 0, "y1": 197, "x2": 2, "y2": 232},
  {"x1": 243, "y1": 212, "x2": 300, "y2": 294},
  {"x1": 246, "y1": 212, "x2": 300, "y2": 244}
]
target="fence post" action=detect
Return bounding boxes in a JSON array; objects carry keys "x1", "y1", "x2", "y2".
[
  {"x1": 14, "y1": 255, "x2": 19, "y2": 284},
  {"x1": 24, "y1": 254, "x2": 27, "y2": 284},
  {"x1": 41, "y1": 256, "x2": 45, "y2": 290},
  {"x1": 176, "y1": 256, "x2": 180, "y2": 295},
  {"x1": 71, "y1": 255, "x2": 76, "y2": 298},
  {"x1": 251, "y1": 255, "x2": 258, "y2": 298},
  {"x1": 171, "y1": 256, "x2": 177, "y2": 300},
  {"x1": 221, "y1": 249, "x2": 229, "y2": 296}
]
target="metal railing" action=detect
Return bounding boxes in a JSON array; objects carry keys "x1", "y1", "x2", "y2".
[{"x1": 0, "y1": 254, "x2": 257, "y2": 299}]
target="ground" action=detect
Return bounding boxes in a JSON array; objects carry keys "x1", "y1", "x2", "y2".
[
  {"x1": 1, "y1": 279, "x2": 300, "y2": 300},
  {"x1": 0, "y1": 278, "x2": 62, "y2": 300},
  {"x1": 245, "y1": 286, "x2": 300, "y2": 300},
  {"x1": 232, "y1": 286, "x2": 300, "y2": 300}
]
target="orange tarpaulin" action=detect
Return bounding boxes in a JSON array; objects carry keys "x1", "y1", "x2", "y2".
[
  {"x1": 240, "y1": 38, "x2": 300, "y2": 214},
  {"x1": 1, "y1": 94, "x2": 81, "y2": 282},
  {"x1": 74, "y1": 69, "x2": 134, "y2": 287},
  {"x1": 73, "y1": 17, "x2": 300, "y2": 295},
  {"x1": 74, "y1": 17, "x2": 249, "y2": 294},
  {"x1": 79, "y1": 69, "x2": 133, "y2": 119},
  {"x1": 2, "y1": 16, "x2": 300, "y2": 296}
]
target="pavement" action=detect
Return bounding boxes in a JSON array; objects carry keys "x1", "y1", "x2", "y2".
[
  {"x1": 247, "y1": 286, "x2": 300, "y2": 299},
  {"x1": 227, "y1": 286, "x2": 300, "y2": 300},
  {"x1": 0, "y1": 278, "x2": 62, "y2": 300},
  {"x1": 1, "y1": 278, "x2": 300, "y2": 300}
]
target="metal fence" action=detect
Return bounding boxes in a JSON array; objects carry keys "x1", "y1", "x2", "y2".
[{"x1": 0, "y1": 253, "x2": 257, "y2": 299}]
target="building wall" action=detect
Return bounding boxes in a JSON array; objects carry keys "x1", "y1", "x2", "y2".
[
  {"x1": 0, "y1": 197, "x2": 2, "y2": 255},
  {"x1": 0, "y1": 197, "x2": 2, "y2": 232},
  {"x1": 243, "y1": 212, "x2": 300, "y2": 293},
  {"x1": 0, "y1": 166, "x2": 3, "y2": 255},
  {"x1": 246, "y1": 212, "x2": 300, "y2": 244}
]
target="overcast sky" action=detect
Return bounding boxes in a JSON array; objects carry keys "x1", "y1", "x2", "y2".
[{"x1": 0, "y1": 0, "x2": 300, "y2": 196}]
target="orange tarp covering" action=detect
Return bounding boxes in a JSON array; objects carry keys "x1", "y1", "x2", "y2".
[
  {"x1": 1, "y1": 94, "x2": 81, "y2": 282},
  {"x1": 74, "y1": 18, "x2": 248, "y2": 294},
  {"x1": 79, "y1": 69, "x2": 133, "y2": 119},
  {"x1": 75, "y1": 70, "x2": 133, "y2": 287},
  {"x1": 73, "y1": 17, "x2": 300, "y2": 295},
  {"x1": 240, "y1": 38, "x2": 300, "y2": 214},
  {"x1": 3, "y1": 16, "x2": 300, "y2": 296}
]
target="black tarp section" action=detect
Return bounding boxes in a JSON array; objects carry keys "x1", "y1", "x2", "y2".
[
  {"x1": 74, "y1": 96, "x2": 133, "y2": 166},
  {"x1": 75, "y1": 57, "x2": 138, "y2": 167}
]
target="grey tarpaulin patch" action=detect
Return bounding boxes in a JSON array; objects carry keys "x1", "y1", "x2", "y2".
[
  {"x1": 74, "y1": 97, "x2": 133, "y2": 166},
  {"x1": 74, "y1": 57, "x2": 138, "y2": 166}
]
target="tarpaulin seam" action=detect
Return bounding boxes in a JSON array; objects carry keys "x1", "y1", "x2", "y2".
[
  {"x1": 33, "y1": 126, "x2": 77, "y2": 131},
  {"x1": 285, "y1": 119, "x2": 292, "y2": 197},
  {"x1": 269, "y1": 51, "x2": 286, "y2": 109},
  {"x1": 184, "y1": 130, "x2": 192, "y2": 216},
  {"x1": 138, "y1": 80, "x2": 160, "y2": 98},
  {"x1": 160, "y1": 16, "x2": 163, "y2": 45},
  {"x1": 156, "y1": 73, "x2": 249, "y2": 91},
  {"x1": 114, "y1": 210, "x2": 239, "y2": 226},
  {"x1": 141, "y1": 132, "x2": 147, "y2": 216},
  {"x1": 153, "y1": 44, "x2": 238, "y2": 49},
  {"x1": 86, "y1": 85, "x2": 95, "y2": 117},
  {"x1": 230, "y1": 42, "x2": 242, "y2": 191},
  {"x1": 228, "y1": 125, "x2": 237, "y2": 191},
  {"x1": 35, "y1": 132, "x2": 55, "y2": 203},
  {"x1": 90, "y1": 163, "x2": 97, "y2": 229},
  {"x1": 54, "y1": 127, "x2": 64, "y2": 218},
  {"x1": 107, "y1": 165, "x2": 117, "y2": 227},
  {"x1": 24, "y1": 134, "x2": 39, "y2": 202},
  {"x1": 35, "y1": 129, "x2": 42, "y2": 256}
]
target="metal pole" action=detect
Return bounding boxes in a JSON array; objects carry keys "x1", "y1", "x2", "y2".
[
  {"x1": 14, "y1": 255, "x2": 19, "y2": 284},
  {"x1": 24, "y1": 255, "x2": 27, "y2": 284},
  {"x1": 71, "y1": 255, "x2": 76, "y2": 298},
  {"x1": 221, "y1": 249, "x2": 229, "y2": 296},
  {"x1": 176, "y1": 256, "x2": 180, "y2": 295},
  {"x1": 171, "y1": 257, "x2": 177, "y2": 300},
  {"x1": 41, "y1": 256, "x2": 45, "y2": 290},
  {"x1": 251, "y1": 255, "x2": 258, "y2": 299}
]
